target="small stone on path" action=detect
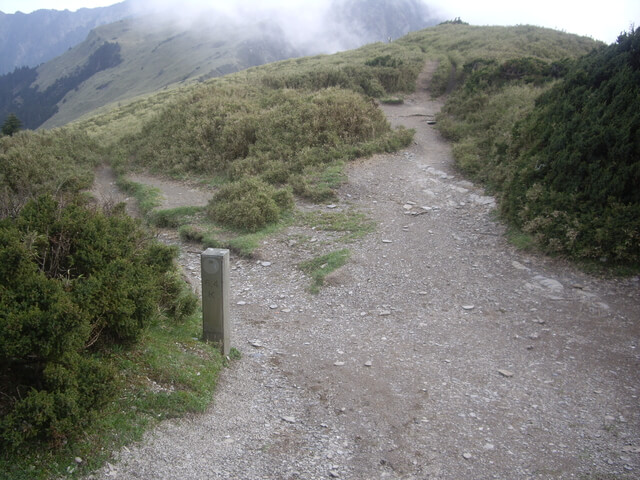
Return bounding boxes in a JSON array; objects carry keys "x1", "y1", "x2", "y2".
[
  {"x1": 261, "y1": 261, "x2": 272, "y2": 267},
  {"x1": 334, "y1": 361, "x2": 346, "y2": 367},
  {"x1": 382, "y1": 239, "x2": 393, "y2": 244},
  {"x1": 622, "y1": 446, "x2": 640, "y2": 453},
  {"x1": 364, "y1": 360, "x2": 373, "y2": 367},
  {"x1": 282, "y1": 416, "x2": 296, "y2": 424},
  {"x1": 462, "y1": 305, "x2": 475, "y2": 310},
  {"x1": 512, "y1": 261, "x2": 529, "y2": 271},
  {"x1": 462, "y1": 452, "x2": 472, "y2": 460},
  {"x1": 498, "y1": 369, "x2": 514, "y2": 378}
]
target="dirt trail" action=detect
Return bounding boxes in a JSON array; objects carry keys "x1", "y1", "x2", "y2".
[{"x1": 88, "y1": 62, "x2": 640, "y2": 479}]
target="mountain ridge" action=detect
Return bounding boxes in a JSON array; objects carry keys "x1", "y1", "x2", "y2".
[
  {"x1": 0, "y1": 0, "x2": 442, "y2": 130},
  {"x1": 0, "y1": 1, "x2": 130, "y2": 75}
]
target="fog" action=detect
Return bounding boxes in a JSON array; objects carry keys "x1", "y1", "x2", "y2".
[
  {"x1": 126, "y1": 0, "x2": 638, "y2": 45},
  {"x1": 126, "y1": 0, "x2": 440, "y2": 54}
]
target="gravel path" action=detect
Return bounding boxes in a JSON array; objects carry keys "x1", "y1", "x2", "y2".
[{"x1": 87, "y1": 63, "x2": 640, "y2": 479}]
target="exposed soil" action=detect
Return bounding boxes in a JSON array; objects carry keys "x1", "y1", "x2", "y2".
[{"x1": 87, "y1": 62, "x2": 640, "y2": 479}]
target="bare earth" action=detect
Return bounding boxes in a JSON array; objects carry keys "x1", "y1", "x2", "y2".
[{"x1": 88, "y1": 63, "x2": 640, "y2": 479}]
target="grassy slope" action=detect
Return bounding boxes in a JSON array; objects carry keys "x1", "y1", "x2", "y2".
[
  {"x1": 77, "y1": 23, "x2": 598, "y2": 142},
  {"x1": 38, "y1": 17, "x2": 298, "y2": 129}
]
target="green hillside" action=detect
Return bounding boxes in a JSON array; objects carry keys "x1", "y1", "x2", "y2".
[{"x1": 37, "y1": 17, "x2": 298, "y2": 129}]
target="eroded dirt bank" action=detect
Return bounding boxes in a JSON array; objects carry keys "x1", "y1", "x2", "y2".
[{"x1": 87, "y1": 63, "x2": 640, "y2": 480}]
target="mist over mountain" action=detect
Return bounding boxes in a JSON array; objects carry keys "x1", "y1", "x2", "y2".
[
  {"x1": 125, "y1": 0, "x2": 441, "y2": 54},
  {"x1": 0, "y1": 2, "x2": 130, "y2": 75},
  {"x1": 327, "y1": 0, "x2": 439, "y2": 49},
  {"x1": 0, "y1": 0, "x2": 443, "y2": 129}
]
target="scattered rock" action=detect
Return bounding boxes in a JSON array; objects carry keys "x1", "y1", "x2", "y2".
[
  {"x1": 249, "y1": 340, "x2": 263, "y2": 348},
  {"x1": 462, "y1": 452, "x2": 472, "y2": 460},
  {"x1": 622, "y1": 446, "x2": 640, "y2": 453},
  {"x1": 334, "y1": 361, "x2": 346, "y2": 367},
  {"x1": 261, "y1": 261, "x2": 272, "y2": 267},
  {"x1": 269, "y1": 304, "x2": 278, "y2": 310},
  {"x1": 382, "y1": 239, "x2": 393, "y2": 244},
  {"x1": 469, "y1": 194, "x2": 496, "y2": 207},
  {"x1": 462, "y1": 305, "x2": 475, "y2": 311},
  {"x1": 281, "y1": 416, "x2": 296, "y2": 424},
  {"x1": 498, "y1": 369, "x2": 514, "y2": 378},
  {"x1": 237, "y1": 301, "x2": 247, "y2": 306},
  {"x1": 364, "y1": 361, "x2": 373, "y2": 367},
  {"x1": 533, "y1": 275, "x2": 564, "y2": 292},
  {"x1": 74, "y1": 457, "x2": 83, "y2": 464},
  {"x1": 379, "y1": 310, "x2": 392, "y2": 316},
  {"x1": 512, "y1": 261, "x2": 530, "y2": 271}
]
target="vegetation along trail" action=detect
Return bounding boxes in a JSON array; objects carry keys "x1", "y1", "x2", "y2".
[{"x1": 87, "y1": 62, "x2": 640, "y2": 479}]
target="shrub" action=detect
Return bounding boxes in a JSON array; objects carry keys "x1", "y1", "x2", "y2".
[
  {"x1": 0, "y1": 195, "x2": 189, "y2": 451},
  {"x1": 503, "y1": 29, "x2": 640, "y2": 262},
  {"x1": 207, "y1": 177, "x2": 293, "y2": 232},
  {"x1": 123, "y1": 85, "x2": 411, "y2": 202}
]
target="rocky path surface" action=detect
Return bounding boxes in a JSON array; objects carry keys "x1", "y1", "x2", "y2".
[{"x1": 88, "y1": 63, "x2": 640, "y2": 479}]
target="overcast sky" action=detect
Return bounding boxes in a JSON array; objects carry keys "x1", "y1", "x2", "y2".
[{"x1": 1, "y1": 0, "x2": 638, "y2": 44}]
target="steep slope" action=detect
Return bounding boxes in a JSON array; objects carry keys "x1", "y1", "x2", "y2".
[
  {"x1": 0, "y1": 2, "x2": 130, "y2": 75},
  {"x1": 1, "y1": 0, "x2": 444, "y2": 130},
  {"x1": 36, "y1": 16, "x2": 299, "y2": 129}
]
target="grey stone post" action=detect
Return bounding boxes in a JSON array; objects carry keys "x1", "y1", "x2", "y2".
[{"x1": 201, "y1": 248, "x2": 230, "y2": 356}]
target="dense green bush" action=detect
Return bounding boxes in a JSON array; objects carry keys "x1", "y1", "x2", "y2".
[
  {"x1": 0, "y1": 195, "x2": 194, "y2": 451},
  {"x1": 503, "y1": 29, "x2": 640, "y2": 262},
  {"x1": 430, "y1": 25, "x2": 640, "y2": 264},
  {"x1": 207, "y1": 177, "x2": 293, "y2": 232},
  {"x1": 123, "y1": 86, "x2": 411, "y2": 196}
]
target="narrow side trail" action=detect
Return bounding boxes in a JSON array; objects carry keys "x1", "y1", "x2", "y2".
[{"x1": 88, "y1": 63, "x2": 640, "y2": 479}]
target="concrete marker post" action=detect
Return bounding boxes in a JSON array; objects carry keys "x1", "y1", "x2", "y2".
[{"x1": 201, "y1": 248, "x2": 230, "y2": 356}]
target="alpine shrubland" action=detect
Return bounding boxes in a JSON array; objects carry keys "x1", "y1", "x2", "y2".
[
  {"x1": 2, "y1": 19, "x2": 637, "y2": 478},
  {"x1": 502, "y1": 29, "x2": 640, "y2": 263},
  {"x1": 436, "y1": 26, "x2": 639, "y2": 264}
]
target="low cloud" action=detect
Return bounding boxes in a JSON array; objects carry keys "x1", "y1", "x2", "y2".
[{"x1": 125, "y1": 0, "x2": 439, "y2": 54}]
